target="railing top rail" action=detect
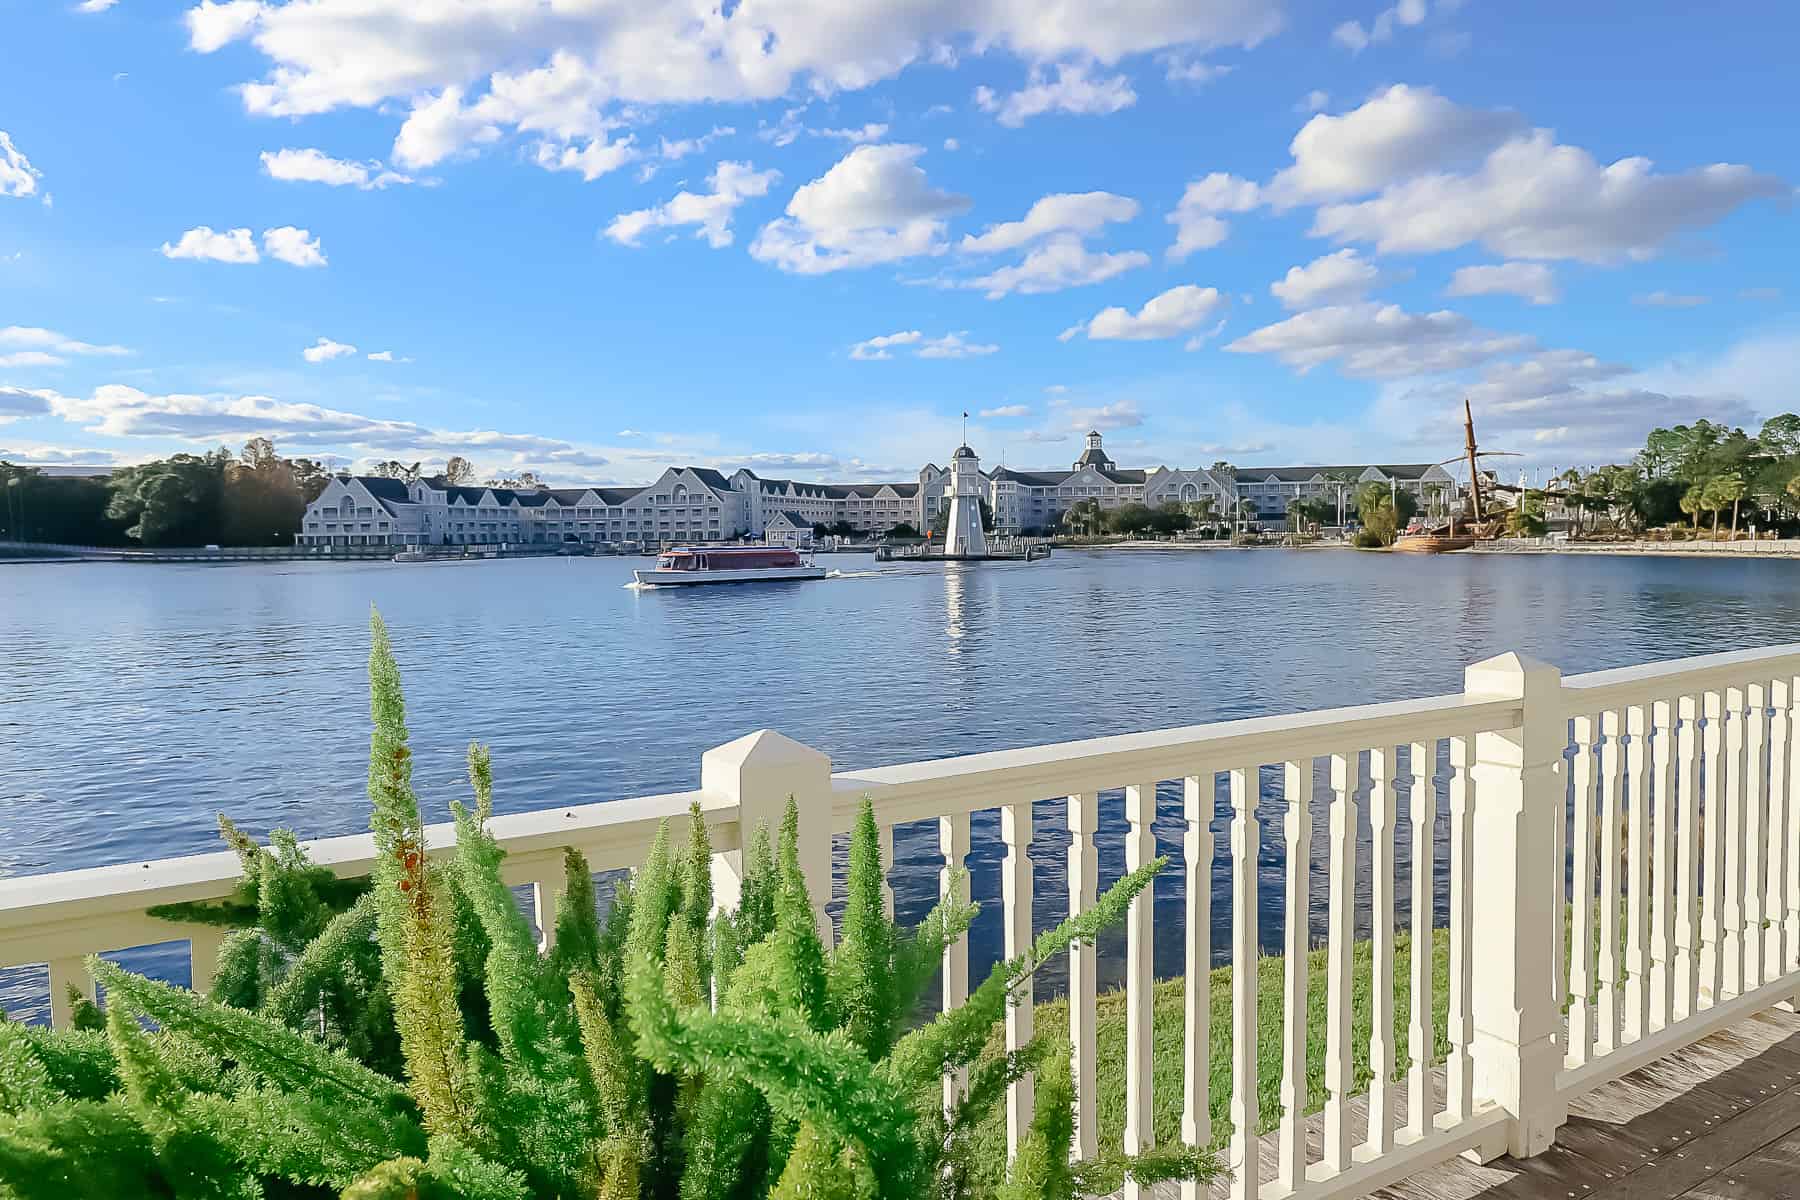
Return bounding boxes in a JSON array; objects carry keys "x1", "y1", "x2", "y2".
[
  {"x1": 0, "y1": 788, "x2": 725, "y2": 933},
  {"x1": 831, "y1": 689, "x2": 1521, "y2": 828},
  {"x1": 1561, "y1": 641, "x2": 1800, "y2": 709}
]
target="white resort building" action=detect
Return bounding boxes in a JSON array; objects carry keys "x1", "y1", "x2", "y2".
[{"x1": 292, "y1": 430, "x2": 1463, "y2": 548}]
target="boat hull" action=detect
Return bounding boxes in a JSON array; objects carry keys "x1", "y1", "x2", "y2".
[
  {"x1": 632, "y1": 565, "x2": 829, "y2": 586},
  {"x1": 1393, "y1": 535, "x2": 1476, "y2": 553}
]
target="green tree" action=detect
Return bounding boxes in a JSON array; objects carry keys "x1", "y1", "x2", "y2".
[
  {"x1": 105, "y1": 450, "x2": 232, "y2": 545},
  {"x1": 1679, "y1": 485, "x2": 1706, "y2": 532},
  {"x1": 442, "y1": 456, "x2": 478, "y2": 486},
  {"x1": 1506, "y1": 490, "x2": 1549, "y2": 537},
  {"x1": 885, "y1": 522, "x2": 919, "y2": 539},
  {"x1": 1061, "y1": 498, "x2": 1104, "y2": 536},
  {"x1": 1147, "y1": 501, "x2": 1191, "y2": 536},
  {"x1": 1713, "y1": 474, "x2": 1748, "y2": 538},
  {"x1": 1105, "y1": 502, "x2": 1155, "y2": 535}
]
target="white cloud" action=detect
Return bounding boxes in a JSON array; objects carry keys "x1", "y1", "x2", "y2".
[
  {"x1": 302, "y1": 336, "x2": 357, "y2": 362},
  {"x1": 1270, "y1": 248, "x2": 1380, "y2": 308},
  {"x1": 76, "y1": 0, "x2": 121, "y2": 11},
  {"x1": 917, "y1": 331, "x2": 999, "y2": 359},
  {"x1": 1446, "y1": 261, "x2": 1559, "y2": 305},
  {"x1": 1065, "y1": 398, "x2": 1145, "y2": 431},
  {"x1": 981, "y1": 404, "x2": 1029, "y2": 418},
  {"x1": 819, "y1": 123, "x2": 890, "y2": 144},
  {"x1": 1298, "y1": 89, "x2": 1329, "y2": 113},
  {"x1": 975, "y1": 62, "x2": 1136, "y2": 127},
  {"x1": 0, "y1": 352, "x2": 66, "y2": 369},
  {"x1": 750, "y1": 143, "x2": 968, "y2": 274},
  {"x1": 1296, "y1": 90, "x2": 1785, "y2": 262},
  {"x1": 533, "y1": 135, "x2": 639, "y2": 181},
  {"x1": 1332, "y1": 0, "x2": 1431, "y2": 53},
  {"x1": 1, "y1": 132, "x2": 44, "y2": 200},
  {"x1": 0, "y1": 327, "x2": 131, "y2": 366},
  {"x1": 183, "y1": 0, "x2": 1281, "y2": 177},
  {"x1": 960, "y1": 191, "x2": 1139, "y2": 254},
  {"x1": 390, "y1": 87, "x2": 502, "y2": 170},
  {"x1": 186, "y1": 1, "x2": 260, "y2": 53},
  {"x1": 366, "y1": 349, "x2": 411, "y2": 362},
  {"x1": 161, "y1": 226, "x2": 260, "y2": 264},
  {"x1": 260, "y1": 147, "x2": 412, "y2": 189},
  {"x1": 655, "y1": 126, "x2": 734, "y2": 161},
  {"x1": 1270, "y1": 84, "x2": 1522, "y2": 205},
  {"x1": 0, "y1": 441, "x2": 124, "y2": 465},
  {"x1": 1166, "y1": 172, "x2": 1260, "y2": 259},
  {"x1": 0, "y1": 386, "x2": 54, "y2": 422},
  {"x1": 965, "y1": 234, "x2": 1148, "y2": 298},
  {"x1": 849, "y1": 330, "x2": 923, "y2": 360},
  {"x1": 849, "y1": 329, "x2": 996, "y2": 359},
  {"x1": 1226, "y1": 302, "x2": 1533, "y2": 378},
  {"x1": 606, "y1": 160, "x2": 779, "y2": 249},
  {"x1": 261, "y1": 226, "x2": 327, "y2": 267},
  {"x1": 1061, "y1": 284, "x2": 1227, "y2": 342},
  {"x1": 1634, "y1": 290, "x2": 1709, "y2": 308},
  {"x1": 186, "y1": 1, "x2": 1281, "y2": 113},
  {"x1": 157, "y1": 225, "x2": 326, "y2": 267},
  {"x1": 1164, "y1": 57, "x2": 1232, "y2": 85}
]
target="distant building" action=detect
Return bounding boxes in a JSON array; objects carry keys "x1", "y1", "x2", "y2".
[
  {"x1": 292, "y1": 431, "x2": 1464, "y2": 548},
  {"x1": 762, "y1": 511, "x2": 814, "y2": 548}
]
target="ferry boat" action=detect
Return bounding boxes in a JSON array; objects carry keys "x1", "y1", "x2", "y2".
[{"x1": 632, "y1": 545, "x2": 828, "y2": 586}]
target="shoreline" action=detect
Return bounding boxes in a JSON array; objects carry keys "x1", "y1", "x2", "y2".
[{"x1": 1061, "y1": 537, "x2": 1800, "y2": 559}]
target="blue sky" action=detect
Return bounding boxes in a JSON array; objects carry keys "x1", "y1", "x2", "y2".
[{"x1": 1, "y1": 0, "x2": 1795, "y2": 484}]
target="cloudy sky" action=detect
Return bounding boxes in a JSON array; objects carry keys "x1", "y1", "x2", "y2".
[{"x1": 1, "y1": 1, "x2": 1794, "y2": 483}]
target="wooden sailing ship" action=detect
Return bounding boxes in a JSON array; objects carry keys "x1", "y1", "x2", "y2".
[{"x1": 1393, "y1": 399, "x2": 1517, "y2": 553}]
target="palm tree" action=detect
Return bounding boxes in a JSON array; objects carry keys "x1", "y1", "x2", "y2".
[
  {"x1": 1679, "y1": 486, "x2": 1705, "y2": 534},
  {"x1": 1186, "y1": 495, "x2": 1217, "y2": 533},
  {"x1": 1558, "y1": 468, "x2": 1585, "y2": 536},
  {"x1": 1235, "y1": 498, "x2": 1258, "y2": 538},
  {"x1": 1715, "y1": 474, "x2": 1748, "y2": 539}
]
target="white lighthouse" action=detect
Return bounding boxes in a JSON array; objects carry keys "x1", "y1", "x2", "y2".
[{"x1": 944, "y1": 443, "x2": 988, "y2": 557}]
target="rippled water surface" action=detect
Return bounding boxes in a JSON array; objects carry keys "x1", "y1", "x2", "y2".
[{"x1": 5, "y1": 549, "x2": 1800, "y2": 1019}]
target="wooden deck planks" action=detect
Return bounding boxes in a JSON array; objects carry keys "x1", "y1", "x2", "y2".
[{"x1": 1126, "y1": 1009, "x2": 1800, "y2": 1200}]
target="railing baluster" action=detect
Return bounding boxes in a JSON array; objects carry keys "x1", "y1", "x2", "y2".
[
  {"x1": 1277, "y1": 761, "x2": 1310, "y2": 1190},
  {"x1": 1625, "y1": 704, "x2": 1651, "y2": 1042},
  {"x1": 1701, "y1": 690, "x2": 1727, "y2": 1006},
  {"x1": 1446, "y1": 736, "x2": 1476, "y2": 1124},
  {"x1": 1407, "y1": 741, "x2": 1436, "y2": 1139},
  {"x1": 940, "y1": 811, "x2": 970, "y2": 1114},
  {"x1": 189, "y1": 926, "x2": 227, "y2": 997},
  {"x1": 1568, "y1": 715, "x2": 1597, "y2": 1065},
  {"x1": 1723, "y1": 685, "x2": 1748, "y2": 997},
  {"x1": 1368, "y1": 747, "x2": 1397, "y2": 1153},
  {"x1": 1123, "y1": 781, "x2": 1157, "y2": 1199},
  {"x1": 47, "y1": 957, "x2": 95, "y2": 1030},
  {"x1": 1228, "y1": 766, "x2": 1260, "y2": 1200},
  {"x1": 1002, "y1": 800, "x2": 1035, "y2": 1156},
  {"x1": 1325, "y1": 752, "x2": 1358, "y2": 1170},
  {"x1": 1552, "y1": 728, "x2": 1568, "y2": 1018},
  {"x1": 1786, "y1": 675, "x2": 1800, "y2": 975},
  {"x1": 1068, "y1": 791, "x2": 1100, "y2": 1162},
  {"x1": 1743, "y1": 683, "x2": 1769, "y2": 989},
  {"x1": 1676, "y1": 695, "x2": 1702, "y2": 1018},
  {"x1": 1651, "y1": 699, "x2": 1676, "y2": 1031},
  {"x1": 1597, "y1": 709, "x2": 1623, "y2": 1053},
  {"x1": 1182, "y1": 774, "x2": 1214, "y2": 1198},
  {"x1": 1768, "y1": 681, "x2": 1792, "y2": 982}
]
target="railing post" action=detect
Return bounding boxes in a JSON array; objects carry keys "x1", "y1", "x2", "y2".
[
  {"x1": 702, "y1": 729, "x2": 833, "y2": 942},
  {"x1": 1464, "y1": 652, "x2": 1567, "y2": 1158}
]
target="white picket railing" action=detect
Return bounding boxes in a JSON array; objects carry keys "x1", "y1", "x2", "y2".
[{"x1": 6, "y1": 645, "x2": 1800, "y2": 1200}]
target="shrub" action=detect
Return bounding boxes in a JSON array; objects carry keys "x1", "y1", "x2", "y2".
[
  {"x1": 0, "y1": 609, "x2": 1209, "y2": 1200},
  {"x1": 1351, "y1": 529, "x2": 1386, "y2": 549}
]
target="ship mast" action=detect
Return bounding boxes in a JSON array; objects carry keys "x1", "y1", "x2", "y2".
[{"x1": 1463, "y1": 397, "x2": 1485, "y2": 523}]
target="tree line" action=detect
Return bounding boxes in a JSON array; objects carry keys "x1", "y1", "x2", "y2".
[{"x1": 0, "y1": 444, "x2": 513, "y2": 547}]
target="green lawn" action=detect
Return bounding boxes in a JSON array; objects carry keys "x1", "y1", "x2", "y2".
[{"x1": 963, "y1": 928, "x2": 1453, "y2": 1180}]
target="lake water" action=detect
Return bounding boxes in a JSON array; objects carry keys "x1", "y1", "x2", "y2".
[{"x1": 5, "y1": 548, "x2": 1800, "y2": 1021}]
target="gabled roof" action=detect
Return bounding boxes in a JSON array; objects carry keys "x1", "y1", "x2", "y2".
[
  {"x1": 687, "y1": 467, "x2": 733, "y2": 493},
  {"x1": 356, "y1": 476, "x2": 413, "y2": 503},
  {"x1": 594, "y1": 487, "x2": 642, "y2": 506},
  {"x1": 1234, "y1": 463, "x2": 1443, "y2": 483},
  {"x1": 766, "y1": 510, "x2": 810, "y2": 527}
]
